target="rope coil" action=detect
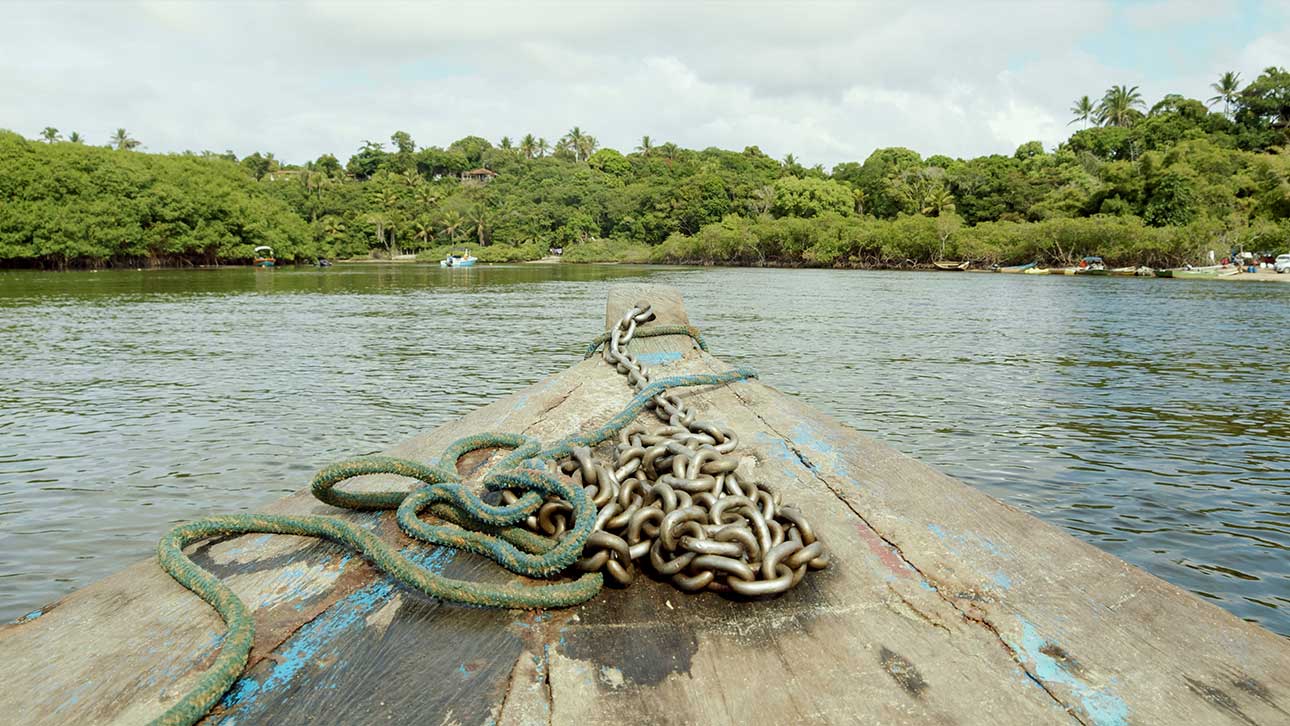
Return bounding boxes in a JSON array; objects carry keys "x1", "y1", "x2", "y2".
[{"x1": 151, "y1": 313, "x2": 759, "y2": 726}]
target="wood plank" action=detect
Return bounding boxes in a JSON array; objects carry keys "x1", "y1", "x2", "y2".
[{"x1": 0, "y1": 284, "x2": 1285, "y2": 726}]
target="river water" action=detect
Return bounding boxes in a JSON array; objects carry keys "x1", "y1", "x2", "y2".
[{"x1": 1, "y1": 264, "x2": 1287, "y2": 635}]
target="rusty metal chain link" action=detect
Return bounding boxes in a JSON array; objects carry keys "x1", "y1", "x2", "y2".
[{"x1": 503, "y1": 301, "x2": 828, "y2": 596}]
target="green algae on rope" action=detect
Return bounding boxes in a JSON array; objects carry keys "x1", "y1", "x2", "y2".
[{"x1": 150, "y1": 355, "x2": 755, "y2": 726}]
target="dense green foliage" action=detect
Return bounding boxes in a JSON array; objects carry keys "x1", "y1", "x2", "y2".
[
  {"x1": 0, "y1": 131, "x2": 309, "y2": 266},
  {"x1": 4, "y1": 69, "x2": 1290, "y2": 268}
]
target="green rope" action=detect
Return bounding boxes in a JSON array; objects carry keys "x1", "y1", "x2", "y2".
[
  {"x1": 151, "y1": 342, "x2": 755, "y2": 726},
  {"x1": 583, "y1": 323, "x2": 708, "y2": 358}
]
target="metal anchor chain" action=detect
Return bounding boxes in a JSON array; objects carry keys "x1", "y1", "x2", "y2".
[{"x1": 504, "y1": 302, "x2": 828, "y2": 596}]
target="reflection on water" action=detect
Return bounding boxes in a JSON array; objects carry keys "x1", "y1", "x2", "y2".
[{"x1": 1, "y1": 264, "x2": 1287, "y2": 635}]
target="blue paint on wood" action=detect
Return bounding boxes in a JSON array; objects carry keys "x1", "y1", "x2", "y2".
[
  {"x1": 635, "y1": 351, "x2": 682, "y2": 366},
  {"x1": 991, "y1": 571, "x2": 1013, "y2": 590},
  {"x1": 1008, "y1": 619, "x2": 1129, "y2": 726},
  {"x1": 216, "y1": 546, "x2": 456, "y2": 718},
  {"x1": 927, "y1": 523, "x2": 1007, "y2": 559}
]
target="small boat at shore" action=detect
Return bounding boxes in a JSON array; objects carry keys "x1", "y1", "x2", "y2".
[
  {"x1": 932, "y1": 260, "x2": 970, "y2": 271},
  {"x1": 3, "y1": 285, "x2": 1287, "y2": 725},
  {"x1": 440, "y1": 249, "x2": 477, "y2": 267},
  {"x1": 1109, "y1": 266, "x2": 1137, "y2": 277},
  {"x1": 252, "y1": 246, "x2": 275, "y2": 268},
  {"x1": 1159, "y1": 265, "x2": 1223, "y2": 279},
  {"x1": 1022, "y1": 267, "x2": 1051, "y2": 275},
  {"x1": 995, "y1": 261, "x2": 1037, "y2": 273}
]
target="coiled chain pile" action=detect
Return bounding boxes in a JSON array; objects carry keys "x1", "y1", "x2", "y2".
[
  {"x1": 504, "y1": 302, "x2": 828, "y2": 595},
  {"x1": 149, "y1": 300, "x2": 825, "y2": 726}
]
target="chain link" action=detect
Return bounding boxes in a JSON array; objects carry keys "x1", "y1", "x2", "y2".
[{"x1": 504, "y1": 301, "x2": 828, "y2": 596}]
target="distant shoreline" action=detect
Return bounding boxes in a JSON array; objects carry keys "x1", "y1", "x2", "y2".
[{"x1": 7, "y1": 258, "x2": 1287, "y2": 283}]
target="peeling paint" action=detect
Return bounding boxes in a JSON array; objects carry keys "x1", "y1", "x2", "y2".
[
  {"x1": 927, "y1": 522, "x2": 1008, "y2": 559},
  {"x1": 216, "y1": 546, "x2": 456, "y2": 719},
  {"x1": 1006, "y1": 620, "x2": 1130, "y2": 726},
  {"x1": 634, "y1": 351, "x2": 682, "y2": 366}
]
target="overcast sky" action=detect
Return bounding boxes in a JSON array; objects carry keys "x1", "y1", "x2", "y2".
[{"x1": 3, "y1": 0, "x2": 1287, "y2": 168}]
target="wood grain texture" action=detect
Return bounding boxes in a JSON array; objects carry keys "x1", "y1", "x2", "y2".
[{"x1": 0, "y1": 284, "x2": 1286, "y2": 726}]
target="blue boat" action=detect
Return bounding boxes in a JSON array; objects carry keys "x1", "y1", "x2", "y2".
[{"x1": 440, "y1": 250, "x2": 477, "y2": 267}]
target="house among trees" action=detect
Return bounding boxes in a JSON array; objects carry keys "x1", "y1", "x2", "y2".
[{"x1": 461, "y1": 167, "x2": 497, "y2": 184}]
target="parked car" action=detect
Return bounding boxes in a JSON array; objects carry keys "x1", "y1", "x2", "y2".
[{"x1": 1276, "y1": 254, "x2": 1290, "y2": 273}]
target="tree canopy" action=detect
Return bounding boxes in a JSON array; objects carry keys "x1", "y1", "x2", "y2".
[{"x1": 5, "y1": 70, "x2": 1290, "y2": 269}]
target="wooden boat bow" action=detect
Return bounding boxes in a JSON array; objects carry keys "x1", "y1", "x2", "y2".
[{"x1": 1, "y1": 284, "x2": 1287, "y2": 725}]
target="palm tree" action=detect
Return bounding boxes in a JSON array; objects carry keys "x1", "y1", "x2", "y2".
[
  {"x1": 110, "y1": 128, "x2": 140, "y2": 151},
  {"x1": 1095, "y1": 85, "x2": 1145, "y2": 127},
  {"x1": 921, "y1": 186, "x2": 956, "y2": 217},
  {"x1": 364, "y1": 211, "x2": 396, "y2": 256},
  {"x1": 413, "y1": 185, "x2": 439, "y2": 209},
  {"x1": 320, "y1": 216, "x2": 346, "y2": 240},
  {"x1": 410, "y1": 218, "x2": 435, "y2": 251},
  {"x1": 562, "y1": 127, "x2": 585, "y2": 159},
  {"x1": 40, "y1": 127, "x2": 61, "y2": 143},
  {"x1": 536, "y1": 137, "x2": 550, "y2": 158},
  {"x1": 636, "y1": 135, "x2": 654, "y2": 156},
  {"x1": 1068, "y1": 96, "x2": 1095, "y2": 127},
  {"x1": 67, "y1": 131, "x2": 82, "y2": 143},
  {"x1": 439, "y1": 209, "x2": 465, "y2": 241},
  {"x1": 853, "y1": 188, "x2": 867, "y2": 215},
  {"x1": 466, "y1": 205, "x2": 494, "y2": 246},
  {"x1": 657, "y1": 142, "x2": 680, "y2": 163},
  {"x1": 499, "y1": 136, "x2": 514, "y2": 153},
  {"x1": 560, "y1": 127, "x2": 599, "y2": 162},
  {"x1": 519, "y1": 133, "x2": 538, "y2": 159},
  {"x1": 399, "y1": 169, "x2": 421, "y2": 187},
  {"x1": 1208, "y1": 71, "x2": 1242, "y2": 117}
]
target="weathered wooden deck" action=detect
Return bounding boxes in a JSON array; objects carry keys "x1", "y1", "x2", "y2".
[{"x1": 1, "y1": 284, "x2": 1287, "y2": 725}]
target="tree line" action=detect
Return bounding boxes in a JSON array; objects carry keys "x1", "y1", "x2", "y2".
[{"x1": 2, "y1": 68, "x2": 1289, "y2": 269}]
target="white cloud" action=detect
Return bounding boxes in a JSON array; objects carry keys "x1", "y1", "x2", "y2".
[{"x1": 0, "y1": 0, "x2": 1282, "y2": 168}]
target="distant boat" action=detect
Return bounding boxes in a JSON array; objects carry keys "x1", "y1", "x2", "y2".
[
  {"x1": 1023, "y1": 267, "x2": 1051, "y2": 275},
  {"x1": 1109, "y1": 267, "x2": 1137, "y2": 277},
  {"x1": 1074, "y1": 256, "x2": 1108, "y2": 275},
  {"x1": 253, "y1": 246, "x2": 275, "y2": 268},
  {"x1": 1158, "y1": 265, "x2": 1221, "y2": 279},
  {"x1": 932, "y1": 260, "x2": 970, "y2": 271},
  {"x1": 440, "y1": 250, "x2": 478, "y2": 268},
  {"x1": 996, "y1": 262, "x2": 1037, "y2": 273}
]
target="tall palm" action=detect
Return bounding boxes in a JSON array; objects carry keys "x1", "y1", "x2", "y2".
[
  {"x1": 439, "y1": 210, "x2": 465, "y2": 241},
  {"x1": 563, "y1": 127, "x2": 585, "y2": 159},
  {"x1": 499, "y1": 136, "x2": 514, "y2": 153},
  {"x1": 413, "y1": 185, "x2": 439, "y2": 209},
  {"x1": 320, "y1": 216, "x2": 346, "y2": 240},
  {"x1": 1095, "y1": 85, "x2": 1145, "y2": 127},
  {"x1": 576, "y1": 134, "x2": 598, "y2": 162},
  {"x1": 411, "y1": 218, "x2": 435, "y2": 251},
  {"x1": 658, "y1": 142, "x2": 680, "y2": 162},
  {"x1": 519, "y1": 133, "x2": 538, "y2": 159},
  {"x1": 636, "y1": 135, "x2": 654, "y2": 156},
  {"x1": 111, "y1": 128, "x2": 140, "y2": 151},
  {"x1": 921, "y1": 186, "x2": 956, "y2": 217},
  {"x1": 40, "y1": 127, "x2": 61, "y2": 143},
  {"x1": 536, "y1": 137, "x2": 550, "y2": 158},
  {"x1": 1208, "y1": 71, "x2": 1242, "y2": 116},
  {"x1": 67, "y1": 131, "x2": 82, "y2": 143},
  {"x1": 1068, "y1": 96, "x2": 1095, "y2": 127},
  {"x1": 466, "y1": 205, "x2": 493, "y2": 246}
]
